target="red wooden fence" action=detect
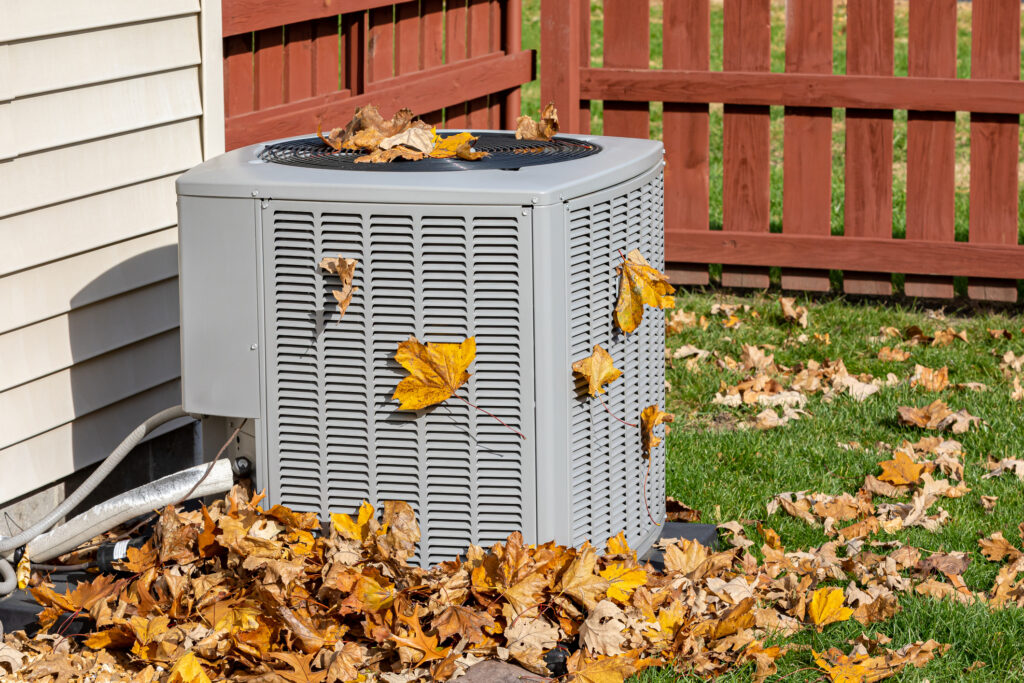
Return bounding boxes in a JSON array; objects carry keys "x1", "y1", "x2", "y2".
[
  {"x1": 223, "y1": 0, "x2": 532, "y2": 151},
  {"x1": 542, "y1": 0, "x2": 1024, "y2": 302}
]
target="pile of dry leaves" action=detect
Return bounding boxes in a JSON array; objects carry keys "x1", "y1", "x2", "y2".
[
  {"x1": 1, "y1": 487, "x2": 965, "y2": 683},
  {"x1": 315, "y1": 103, "x2": 559, "y2": 164}
]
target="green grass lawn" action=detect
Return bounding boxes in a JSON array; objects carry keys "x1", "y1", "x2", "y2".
[
  {"x1": 640, "y1": 290, "x2": 1024, "y2": 681},
  {"x1": 520, "y1": 1, "x2": 1024, "y2": 295}
]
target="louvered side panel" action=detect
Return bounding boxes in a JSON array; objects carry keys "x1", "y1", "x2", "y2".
[
  {"x1": 263, "y1": 202, "x2": 534, "y2": 566},
  {"x1": 269, "y1": 212, "x2": 324, "y2": 512},
  {"x1": 566, "y1": 167, "x2": 666, "y2": 550}
]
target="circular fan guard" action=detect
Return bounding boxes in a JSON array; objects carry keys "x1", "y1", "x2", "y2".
[{"x1": 257, "y1": 132, "x2": 601, "y2": 171}]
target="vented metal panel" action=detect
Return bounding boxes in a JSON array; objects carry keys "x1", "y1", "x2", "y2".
[
  {"x1": 261, "y1": 202, "x2": 535, "y2": 566},
  {"x1": 565, "y1": 168, "x2": 666, "y2": 548}
]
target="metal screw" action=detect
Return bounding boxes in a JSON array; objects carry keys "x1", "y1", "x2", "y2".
[
  {"x1": 250, "y1": 343, "x2": 258, "y2": 350},
  {"x1": 522, "y1": 210, "x2": 528, "y2": 216},
  {"x1": 251, "y1": 190, "x2": 258, "y2": 197},
  {"x1": 531, "y1": 197, "x2": 539, "y2": 204}
]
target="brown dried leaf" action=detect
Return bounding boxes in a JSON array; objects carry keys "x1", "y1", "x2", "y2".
[{"x1": 515, "y1": 102, "x2": 559, "y2": 141}]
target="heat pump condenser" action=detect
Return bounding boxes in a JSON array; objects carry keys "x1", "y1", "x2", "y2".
[{"x1": 177, "y1": 131, "x2": 667, "y2": 565}]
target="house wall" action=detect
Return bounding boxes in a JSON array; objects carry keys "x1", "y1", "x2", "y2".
[{"x1": 0, "y1": 0, "x2": 224, "y2": 503}]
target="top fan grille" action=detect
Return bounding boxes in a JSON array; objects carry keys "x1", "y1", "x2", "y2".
[{"x1": 258, "y1": 132, "x2": 601, "y2": 172}]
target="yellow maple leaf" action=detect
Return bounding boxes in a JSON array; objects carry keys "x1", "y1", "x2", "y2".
[
  {"x1": 392, "y1": 336, "x2": 475, "y2": 410},
  {"x1": 614, "y1": 249, "x2": 675, "y2": 333},
  {"x1": 600, "y1": 562, "x2": 647, "y2": 602},
  {"x1": 331, "y1": 500, "x2": 375, "y2": 541},
  {"x1": 354, "y1": 574, "x2": 396, "y2": 612},
  {"x1": 429, "y1": 131, "x2": 477, "y2": 158},
  {"x1": 573, "y1": 344, "x2": 624, "y2": 396},
  {"x1": 877, "y1": 451, "x2": 924, "y2": 486},
  {"x1": 640, "y1": 405, "x2": 674, "y2": 458},
  {"x1": 808, "y1": 587, "x2": 853, "y2": 631},
  {"x1": 605, "y1": 531, "x2": 634, "y2": 558},
  {"x1": 390, "y1": 605, "x2": 451, "y2": 667},
  {"x1": 168, "y1": 652, "x2": 212, "y2": 683},
  {"x1": 566, "y1": 650, "x2": 641, "y2": 683},
  {"x1": 558, "y1": 544, "x2": 610, "y2": 610}
]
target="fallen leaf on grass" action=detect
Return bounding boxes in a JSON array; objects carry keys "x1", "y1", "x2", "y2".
[
  {"x1": 932, "y1": 327, "x2": 968, "y2": 347},
  {"x1": 1012, "y1": 376, "x2": 1024, "y2": 401},
  {"x1": 897, "y1": 400, "x2": 978, "y2": 433},
  {"x1": 614, "y1": 250, "x2": 675, "y2": 333},
  {"x1": 988, "y1": 328, "x2": 1013, "y2": 340},
  {"x1": 981, "y1": 457, "x2": 1024, "y2": 481},
  {"x1": 877, "y1": 346, "x2": 910, "y2": 361},
  {"x1": 666, "y1": 310, "x2": 707, "y2": 334},
  {"x1": 910, "y1": 365, "x2": 949, "y2": 392},
  {"x1": 392, "y1": 336, "x2": 474, "y2": 410},
  {"x1": 808, "y1": 588, "x2": 853, "y2": 631},
  {"x1": 978, "y1": 531, "x2": 1022, "y2": 562},
  {"x1": 981, "y1": 496, "x2": 998, "y2": 513},
  {"x1": 515, "y1": 102, "x2": 559, "y2": 141},
  {"x1": 780, "y1": 297, "x2": 808, "y2": 328},
  {"x1": 877, "y1": 452, "x2": 925, "y2": 486},
  {"x1": 579, "y1": 600, "x2": 628, "y2": 655}
]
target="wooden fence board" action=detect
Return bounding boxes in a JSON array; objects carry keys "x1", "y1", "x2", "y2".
[
  {"x1": 342, "y1": 13, "x2": 364, "y2": 95},
  {"x1": 224, "y1": 0, "x2": 395, "y2": 36},
  {"x1": 395, "y1": 1, "x2": 421, "y2": 76},
  {"x1": 366, "y1": 7, "x2": 394, "y2": 84},
  {"x1": 285, "y1": 22, "x2": 314, "y2": 101},
  {"x1": 722, "y1": 0, "x2": 771, "y2": 289},
  {"x1": 967, "y1": 0, "x2": 1020, "y2": 303},
  {"x1": 602, "y1": 0, "x2": 650, "y2": 140},
  {"x1": 226, "y1": 51, "x2": 531, "y2": 148},
  {"x1": 313, "y1": 18, "x2": 340, "y2": 95},
  {"x1": 421, "y1": 0, "x2": 446, "y2": 125},
  {"x1": 665, "y1": 231, "x2": 1024, "y2": 279},
  {"x1": 579, "y1": 69, "x2": 1024, "y2": 113},
  {"x1": 663, "y1": 0, "x2": 710, "y2": 286},
  {"x1": 445, "y1": 0, "x2": 469, "y2": 126},
  {"x1": 540, "y1": 0, "x2": 584, "y2": 133},
  {"x1": 503, "y1": 0, "x2": 523, "y2": 129},
  {"x1": 905, "y1": 0, "x2": 956, "y2": 299},
  {"x1": 224, "y1": 34, "x2": 254, "y2": 117},
  {"x1": 781, "y1": 0, "x2": 832, "y2": 292},
  {"x1": 466, "y1": 0, "x2": 493, "y2": 128},
  {"x1": 255, "y1": 27, "x2": 285, "y2": 109},
  {"x1": 843, "y1": 0, "x2": 893, "y2": 296}
]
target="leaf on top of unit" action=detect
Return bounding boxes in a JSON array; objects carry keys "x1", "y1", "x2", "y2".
[{"x1": 515, "y1": 102, "x2": 560, "y2": 141}]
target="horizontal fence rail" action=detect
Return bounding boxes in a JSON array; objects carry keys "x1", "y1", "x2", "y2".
[
  {"x1": 541, "y1": 0, "x2": 1024, "y2": 302},
  {"x1": 223, "y1": 0, "x2": 531, "y2": 151}
]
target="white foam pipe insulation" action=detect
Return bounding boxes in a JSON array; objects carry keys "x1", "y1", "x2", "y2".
[
  {"x1": 27, "y1": 459, "x2": 234, "y2": 563},
  {"x1": 0, "y1": 406, "x2": 218, "y2": 596}
]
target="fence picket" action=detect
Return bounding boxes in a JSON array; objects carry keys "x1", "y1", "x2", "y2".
[
  {"x1": 285, "y1": 22, "x2": 314, "y2": 102},
  {"x1": 967, "y1": 0, "x2": 1020, "y2": 303},
  {"x1": 366, "y1": 7, "x2": 395, "y2": 85},
  {"x1": 342, "y1": 14, "x2": 365, "y2": 96},
  {"x1": 540, "y1": 0, "x2": 584, "y2": 133},
  {"x1": 602, "y1": 0, "x2": 650, "y2": 139},
  {"x1": 420, "y1": 0, "x2": 446, "y2": 125},
  {"x1": 905, "y1": 0, "x2": 956, "y2": 299},
  {"x1": 663, "y1": 0, "x2": 710, "y2": 286},
  {"x1": 780, "y1": 0, "x2": 832, "y2": 292},
  {"x1": 395, "y1": 2, "x2": 421, "y2": 75},
  {"x1": 313, "y1": 18, "x2": 340, "y2": 95},
  {"x1": 466, "y1": 0, "x2": 492, "y2": 128},
  {"x1": 843, "y1": 0, "x2": 893, "y2": 296},
  {"x1": 255, "y1": 27, "x2": 286, "y2": 110},
  {"x1": 224, "y1": 34, "x2": 255, "y2": 118},
  {"x1": 445, "y1": 0, "x2": 469, "y2": 126},
  {"x1": 722, "y1": 0, "x2": 771, "y2": 290},
  {"x1": 503, "y1": 0, "x2": 523, "y2": 129}
]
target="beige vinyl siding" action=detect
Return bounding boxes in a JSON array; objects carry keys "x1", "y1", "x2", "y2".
[{"x1": 0, "y1": 1, "x2": 223, "y2": 502}]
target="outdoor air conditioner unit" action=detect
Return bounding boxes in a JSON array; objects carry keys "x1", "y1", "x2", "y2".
[{"x1": 176, "y1": 130, "x2": 667, "y2": 565}]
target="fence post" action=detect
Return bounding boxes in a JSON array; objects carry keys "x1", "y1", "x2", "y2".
[
  {"x1": 905, "y1": 0, "x2": 956, "y2": 299},
  {"x1": 541, "y1": 0, "x2": 583, "y2": 133},
  {"x1": 843, "y1": 0, "x2": 894, "y2": 297},
  {"x1": 780, "y1": 0, "x2": 833, "y2": 293},
  {"x1": 967, "y1": 0, "x2": 1020, "y2": 303},
  {"x1": 603, "y1": 0, "x2": 650, "y2": 139},
  {"x1": 722, "y1": 0, "x2": 771, "y2": 290},
  {"x1": 663, "y1": 0, "x2": 710, "y2": 286},
  {"x1": 503, "y1": 0, "x2": 523, "y2": 129}
]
